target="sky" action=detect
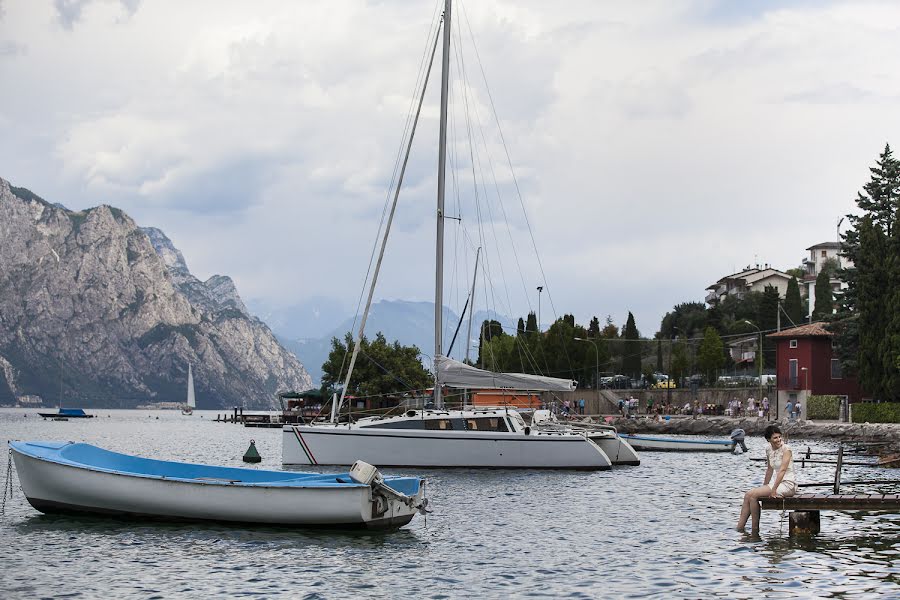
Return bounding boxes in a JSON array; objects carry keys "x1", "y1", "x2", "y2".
[{"x1": 2, "y1": 0, "x2": 900, "y2": 341}]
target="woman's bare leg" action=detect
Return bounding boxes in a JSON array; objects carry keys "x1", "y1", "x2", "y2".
[{"x1": 737, "y1": 486, "x2": 770, "y2": 531}]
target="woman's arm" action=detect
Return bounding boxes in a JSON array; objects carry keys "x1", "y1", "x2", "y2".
[{"x1": 768, "y1": 448, "x2": 792, "y2": 496}]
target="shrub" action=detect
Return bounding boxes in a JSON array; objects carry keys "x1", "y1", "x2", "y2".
[
  {"x1": 851, "y1": 402, "x2": 900, "y2": 424},
  {"x1": 807, "y1": 395, "x2": 840, "y2": 420}
]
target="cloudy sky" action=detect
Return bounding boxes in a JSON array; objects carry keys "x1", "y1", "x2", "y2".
[{"x1": 2, "y1": 0, "x2": 899, "y2": 342}]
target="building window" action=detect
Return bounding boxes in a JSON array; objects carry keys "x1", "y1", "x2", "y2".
[
  {"x1": 831, "y1": 359, "x2": 843, "y2": 379},
  {"x1": 789, "y1": 339, "x2": 798, "y2": 348},
  {"x1": 789, "y1": 359, "x2": 798, "y2": 388},
  {"x1": 821, "y1": 250, "x2": 827, "y2": 258}
]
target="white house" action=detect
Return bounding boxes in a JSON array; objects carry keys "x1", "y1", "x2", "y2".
[
  {"x1": 705, "y1": 266, "x2": 797, "y2": 306},
  {"x1": 803, "y1": 242, "x2": 852, "y2": 319}
]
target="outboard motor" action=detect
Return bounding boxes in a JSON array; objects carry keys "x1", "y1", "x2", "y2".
[{"x1": 730, "y1": 428, "x2": 748, "y2": 454}]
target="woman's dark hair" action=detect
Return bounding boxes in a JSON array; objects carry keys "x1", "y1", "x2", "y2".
[{"x1": 764, "y1": 424, "x2": 782, "y2": 440}]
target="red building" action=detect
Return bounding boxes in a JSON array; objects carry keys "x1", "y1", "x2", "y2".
[{"x1": 767, "y1": 322, "x2": 865, "y2": 419}]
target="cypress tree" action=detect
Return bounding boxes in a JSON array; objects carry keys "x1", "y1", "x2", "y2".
[
  {"x1": 784, "y1": 277, "x2": 803, "y2": 325},
  {"x1": 758, "y1": 285, "x2": 780, "y2": 368},
  {"x1": 656, "y1": 338, "x2": 664, "y2": 372},
  {"x1": 622, "y1": 312, "x2": 641, "y2": 378},
  {"x1": 517, "y1": 317, "x2": 526, "y2": 336},
  {"x1": 525, "y1": 311, "x2": 537, "y2": 334},
  {"x1": 588, "y1": 316, "x2": 600, "y2": 338},
  {"x1": 856, "y1": 217, "x2": 889, "y2": 398},
  {"x1": 812, "y1": 269, "x2": 833, "y2": 321}
]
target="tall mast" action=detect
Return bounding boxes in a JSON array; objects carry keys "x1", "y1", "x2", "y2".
[{"x1": 434, "y1": 0, "x2": 451, "y2": 409}]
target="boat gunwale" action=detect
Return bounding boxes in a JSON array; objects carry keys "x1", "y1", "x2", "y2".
[
  {"x1": 617, "y1": 434, "x2": 735, "y2": 446},
  {"x1": 10, "y1": 442, "x2": 417, "y2": 491}
]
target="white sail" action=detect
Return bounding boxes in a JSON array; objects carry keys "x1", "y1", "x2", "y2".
[
  {"x1": 434, "y1": 356, "x2": 576, "y2": 392},
  {"x1": 186, "y1": 364, "x2": 196, "y2": 408}
]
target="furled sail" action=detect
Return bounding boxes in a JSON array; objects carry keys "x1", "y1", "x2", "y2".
[{"x1": 434, "y1": 356, "x2": 576, "y2": 392}]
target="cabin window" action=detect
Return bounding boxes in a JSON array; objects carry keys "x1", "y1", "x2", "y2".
[
  {"x1": 355, "y1": 400, "x2": 365, "y2": 409},
  {"x1": 831, "y1": 359, "x2": 843, "y2": 379},
  {"x1": 789, "y1": 339, "x2": 798, "y2": 348},
  {"x1": 425, "y1": 419, "x2": 451, "y2": 430},
  {"x1": 466, "y1": 417, "x2": 509, "y2": 432}
]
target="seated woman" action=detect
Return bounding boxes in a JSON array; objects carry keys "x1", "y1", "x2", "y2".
[{"x1": 736, "y1": 424, "x2": 797, "y2": 533}]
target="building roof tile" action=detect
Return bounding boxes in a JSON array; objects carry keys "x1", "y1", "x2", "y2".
[{"x1": 766, "y1": 322, "x2": 831, "y2": 338}]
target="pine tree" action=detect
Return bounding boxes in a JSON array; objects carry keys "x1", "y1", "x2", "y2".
[
  {"x1": 812, "y1": 269, "x2": 833, "y2": 321},
  {"x1": 622, "y1": 312, "x2": 641, "y2": 378},
  {"x1": 588, "y1": 316, "x2": 600, "y2": 338},
  {"x1": 784, "y1": 277, "x2": 803, "y2": 325},
  {"x1": 833, "y1": 145, "x2": 900, "y2": 388},
  {"x1": 880, "y1": 209, "x2": 900, "y2": 400}
]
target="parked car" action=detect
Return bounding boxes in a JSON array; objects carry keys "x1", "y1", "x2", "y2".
[{"x1": 652, "y1": 379, "x2": 676, "y2": 389}]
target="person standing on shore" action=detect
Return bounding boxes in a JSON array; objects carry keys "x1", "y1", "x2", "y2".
[
  {"x1": 762, "y1": 397, "x2": 770, "y2": 420},
  {"x1": 786, "y1": 399, "x2": 794, "y2": 422},
  {"x1": 736, "y1": 425, "x2": 797, "y2": 533}
]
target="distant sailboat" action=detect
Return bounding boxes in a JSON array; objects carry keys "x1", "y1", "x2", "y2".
[{"x1": 182, "y1": 364, "x2": 196, "y2": 415}]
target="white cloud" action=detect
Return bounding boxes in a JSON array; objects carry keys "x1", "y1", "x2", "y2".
[{"x1": 2, "y1": 0, "x2": 900, "y2": 338}]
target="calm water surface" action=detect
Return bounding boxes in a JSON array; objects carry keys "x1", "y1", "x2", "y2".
[{"x1": 1, "y1": 409, "x2": 898, "y2": 598}]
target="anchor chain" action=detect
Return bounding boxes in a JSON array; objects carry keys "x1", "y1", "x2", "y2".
[{"x1": 2, "y1": 448, "x2": 15, "y2": 516}]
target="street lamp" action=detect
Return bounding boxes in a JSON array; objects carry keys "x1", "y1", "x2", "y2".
[
  {"x1": 536, "y1": 286, "x2": 543, "y2": 333},
  {"x1": 574, "y1": 337, "x2": 599, "y2": 390},
  {"x1": 836, "y1": 217, "x2": 844, "y2": 269},
  {"x1": 668, "y1": 327, "x2": 680, "y2": 405}
]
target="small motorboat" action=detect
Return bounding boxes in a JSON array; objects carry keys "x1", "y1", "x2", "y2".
[
  {"x1": 617, "y1": 434, "x2": 737, "y2": 453},
  {"x1": 9, "y1": 441, "x2": 427, "y2": 529},
  {"x1": 529, "y1": 410, "x2": 641, "y2": 466},
  {"x1": 38, "y1": 408, "x2": 94, "y2": 419}
]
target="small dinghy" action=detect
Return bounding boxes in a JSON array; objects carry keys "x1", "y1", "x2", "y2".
[
  {"x1": 9, "y1": 441, "x2": 427, "y2": 529},
  {"x1": 617, "y1": 434, "x2": 736, "y2": 453}
]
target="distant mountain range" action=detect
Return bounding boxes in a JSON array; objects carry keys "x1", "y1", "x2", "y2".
[
  {"x1": 270, "y1": 299, "x2": 516, "y2": 385},
  {"x1": 0, "y1": 177, "x2": 311, "y2": 408}
]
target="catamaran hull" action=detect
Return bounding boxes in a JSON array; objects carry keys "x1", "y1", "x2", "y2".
[
  {"x1": 285, "y1": 426, "x2": 612, "y2": 470},
  {"x1": 587, "y1": 434, "x2": 641, "y2": 466},
  {"x1": 617, "y1": 434, "x2": 736, "y2": 453},
  {"x1": 11, "y1": 447, "x2": 420, "y2": 529}
]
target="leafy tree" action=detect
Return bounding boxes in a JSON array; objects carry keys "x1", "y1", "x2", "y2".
[
  {"x1": 697, "y1": 326, "x2": 725, "y2": 382},
  {"x1": 659, "y1": 302, "x2": 708, "y2": 339},
  {"x1": 670, "y1": 339, "x2": 690, "y2": 383},
  {"x1": 622, "y1": 312, "x2": 641, "y2": 378},
  {"x1": 784, "y1": 277, "x2": 803, "y2": 325},
  {"x1": 812, "y1": 269, "x2": 833, "y2": 320},
  {"x1": 785, "y1": 267, "x2": 806, "y2": 279},
  {"x1": 321, "y1": 332, "x2": 432, "y2": 398},
  {"x1": 601, "y1": 315, "x2": 619, "y2": 338}
]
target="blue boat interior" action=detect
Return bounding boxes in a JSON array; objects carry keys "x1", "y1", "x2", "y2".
[
  {"x1": 619, "y1": 434, "x2": 733, "y2": 446},
  {"x1": 10, "y1": 441, "x2": 420, "y2": 496}
]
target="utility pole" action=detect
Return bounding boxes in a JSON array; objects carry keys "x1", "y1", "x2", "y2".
[{"x1": 537, "y1": 286, "x2": 543, "y2": 333}]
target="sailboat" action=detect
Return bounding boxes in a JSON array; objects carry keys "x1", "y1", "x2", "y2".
[
  {"x1": 283, "y1": 0, "x2": 611, "y2": 470},
  {"x1": 181, "y1": 364, "x2": 196, "y2": 415}
]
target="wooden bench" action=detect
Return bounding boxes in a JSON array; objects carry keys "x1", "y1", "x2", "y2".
[{"x1": 760, "y1": 494, "x2": 900, "y2": 534}]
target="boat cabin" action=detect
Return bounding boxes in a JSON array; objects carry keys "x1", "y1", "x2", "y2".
[{"x1": 356, "y1": 408, "x2": 528, "y2": 433}]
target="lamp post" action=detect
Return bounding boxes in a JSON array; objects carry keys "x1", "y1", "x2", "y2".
[
  {"x1": 667, "y1": 327, "x2": 680, "y2": 405},
  {"x1": 536, "y1": 286, "x2": 543, "y2": 333},
  {"x1": 741, "y1": 320, "x2": 764, "y2": 410},
  {"x1": 574, "y1": 337, "x2": 599, "y2": 390},
  {"x1": 836, "y1": 217, "x2": 844, "y2": 269}
]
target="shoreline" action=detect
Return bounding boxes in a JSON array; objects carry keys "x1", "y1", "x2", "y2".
[{"x1": 594, "y1": 415, "x2": 900, "y2": 452}]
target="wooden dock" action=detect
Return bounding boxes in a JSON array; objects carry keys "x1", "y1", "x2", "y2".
[
  {"x1": 760, "y1": 493, "x2": 900, "y2": 535},
  {"x1": 760, "y1": 493, "x2": 900, "y2": 512}
]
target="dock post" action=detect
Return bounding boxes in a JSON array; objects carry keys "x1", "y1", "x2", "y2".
[{"x1": 789, "y1": 511, "x2": 820, "y2": 536}]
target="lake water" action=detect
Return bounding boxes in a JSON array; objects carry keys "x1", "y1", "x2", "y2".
[{"x1": 1, "y1": 409, "x2": 897, "y2": 598}]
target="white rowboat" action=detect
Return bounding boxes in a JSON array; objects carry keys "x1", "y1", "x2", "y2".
[
  {"x1": 10, "y1": 441, "x2": 426, "y2": 529},
  {"x1": 617, "y1": 434, "x2": 737, "y2": 453}
]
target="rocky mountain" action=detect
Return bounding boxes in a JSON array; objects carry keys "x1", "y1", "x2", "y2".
[{"x1": 0, "y1": 177, "x2": 311, "y2": 408}]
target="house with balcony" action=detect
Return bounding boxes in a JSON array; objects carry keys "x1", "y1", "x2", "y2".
[
  {"x1": 803, "y1": 242, "x2": 853, "y2": 319},
  {"x1": 705, "y1": 265, "x2": 797, "y2": 306},
  {"x1": 767, "y1": 322, "x2": 864, "y2": 419}
]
